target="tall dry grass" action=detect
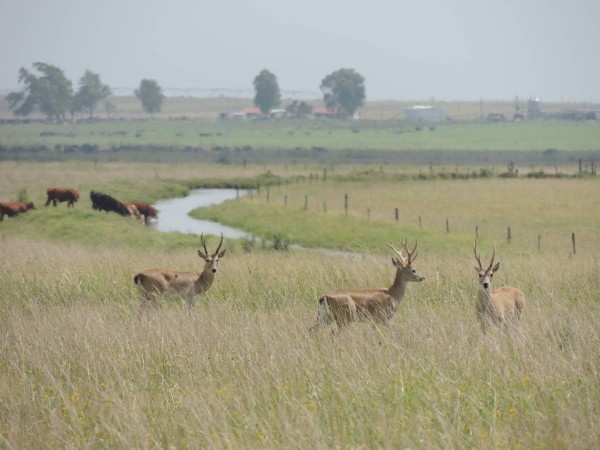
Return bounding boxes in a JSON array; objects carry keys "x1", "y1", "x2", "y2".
[{"x1": 1, "y1": 239, "x2": 598, "y2": 448}]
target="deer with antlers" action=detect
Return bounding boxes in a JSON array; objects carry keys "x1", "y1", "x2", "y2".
[
  {"x1": 473, "y1": 240, "x2": 525, "y2": 333},
  {"x1": 134, "y1": 233, "x2": 226, "y2": 308},
  {"x1": 310, "y1": 239, "x2": 425, "y2": 333}
]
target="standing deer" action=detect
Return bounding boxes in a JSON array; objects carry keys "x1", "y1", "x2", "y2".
[
  {"x1": 134, "y1": 233, "x2": 226, "y2": 308},
  {"x1": 310, "y1": 239, "x2": 425, "y2": 333},
  {"x1": 473, "y1": 241, "x2": 525, "y2": 333}
]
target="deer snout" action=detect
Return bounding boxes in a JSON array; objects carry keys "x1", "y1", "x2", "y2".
[
  {"x1": 211, "y1": 268, "x2": 217, "y2": 273},
  {"x1": 483, "y1": 282, "x2": 490, "y2": 289}
]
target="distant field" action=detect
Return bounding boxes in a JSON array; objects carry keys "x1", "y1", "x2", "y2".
[{"x1": 1, "y1": 119, "x2": 600, "y2": 156}]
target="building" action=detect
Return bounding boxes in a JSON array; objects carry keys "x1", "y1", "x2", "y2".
[{"x1": 405, "y1": 105, "x2": 449, "y2": 123}]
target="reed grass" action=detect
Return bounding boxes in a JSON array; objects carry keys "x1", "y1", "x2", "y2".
[{"x1": 1, "y1": 239, "x2": 598, "y2": 449}]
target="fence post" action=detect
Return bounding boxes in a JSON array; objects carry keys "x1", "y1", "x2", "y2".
[
  {"x1": 304, "y1": 195, "x2": 308, "y2": 211},
  {"x1": 419, "y1": 216, "x2": 422, "y2": 228},
  {"x1": 395, "y1": 208, "x2": 399, "y2": 223},
  {"x1": 475, "y1": 225, "x2": 479, "y2": 239},
  {"x1": 446, "y1": 218, "x2": 449, "y2": 233},
  {"x1": 507, "y1": 226, "x2": 512, "y2": 244},
  {"x1": 572, "y1": 232, "x2": 576, "y2": 255},
  {"x1": 344, "y1": 193, "x2": 348, "y2": 216}
]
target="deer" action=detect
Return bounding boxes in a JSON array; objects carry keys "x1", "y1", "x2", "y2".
[
  {"x1": 134, "y1": 233, "x2": 226, "y2": 308},
  {"x1": 310, "y1": 239, "x2": 425, "y2": 333},
  {"x1": 473, "y1": 240, "x2": 525, "y2": 334}
]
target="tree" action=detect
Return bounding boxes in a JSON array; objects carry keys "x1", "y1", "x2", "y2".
[
  {"x1": 74, "y1": 70, "x2": 112, "y2": 119},
  {"x1": 253, "y1": 69, "x2": 281, "y2": 114},
  {"x1": 6, "y1": 62, "x2": 73, "y2": 121},
  {"x1": 320, "y1": 68, "x2": 366, "y2": 118},
  {"x1": 135, "y1": 79, "x2": 164, "y2": 117},
  {"x1": 286, "y1": 100, "x2": 313, "y2": 119}
]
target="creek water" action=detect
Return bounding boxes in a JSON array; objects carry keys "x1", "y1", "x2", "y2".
[{"x1": 150, "y1": 188, "x2": 251, "y2": 238}]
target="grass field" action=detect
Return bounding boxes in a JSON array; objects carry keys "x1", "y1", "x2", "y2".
[
  {"x1": 2, "y1": 118, "x2": 600, "y2": 154},
  {"x1": 1, "y1": 160, "x2": 599, "y2": 448}
]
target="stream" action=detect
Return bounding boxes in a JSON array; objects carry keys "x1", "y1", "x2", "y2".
[{"x1": 150, "y1": 188, "x2": 251, "y2": 238}]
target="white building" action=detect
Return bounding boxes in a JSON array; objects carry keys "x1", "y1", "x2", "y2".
[{"x1": 405, "y1": 105, "x2": 449, "y2": 123}]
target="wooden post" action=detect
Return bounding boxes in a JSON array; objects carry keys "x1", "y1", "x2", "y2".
[
  {"x1": 572, "y1": 232, "x2": 576, "y2": 255},
  {"x1": 507, "y1": 226, "x2": 512, "y2": 244},
  {"x1": 418, "y1": 216, "x2": 422, "y2": 228},
  {"x1": 304, "y1": 195, "x2": 308, "y2": 211},
  {"x1": 344, "y1": 193, "x2": 348, "y2": 216},
  {"x1": 475, "y1": 225, "x2": 479, "y2": 239},
  {"x1": 446, "y1": 218, "x2": 449, "y2": 233},
  {"x1": 395, "y1": 208, "x2": 399, "y2": 223}
]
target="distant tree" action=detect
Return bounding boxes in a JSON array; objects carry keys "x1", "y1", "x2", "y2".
[
  {"x1": 320, "y1": 68, "x2": 365, "y2": 118},
  {"x1": 74, "y1": 70, "x2": 112, "y2": 119},
  {"x1": 286, "y1": 100, "x2": 312, "y2": 118},
  {"x1": 6, "y1": 62, "x2": 73, "y2": 121},
  {"x1": 253, "y1": 69, "x2": 281, "y2": 114},
  {"x1": 135, "y1": 79, "x2": 164, "y2": 117}
]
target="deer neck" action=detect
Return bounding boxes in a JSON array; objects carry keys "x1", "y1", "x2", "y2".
[
  {"x1": 195, "y1": 269, "x2": 216, "y2": 293},
  {"x1": 388, "y1": 271, "x2": 408, "y2": 302}
]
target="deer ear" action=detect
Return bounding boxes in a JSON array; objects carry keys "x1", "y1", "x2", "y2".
[
  {"x1": 391, "y1": 257, "x2": 400, "y2": 267},
  {"x1": 474, "y1": 265, "x2": 481, "y2": 272},
  {"x1": 218, "y1": 249, "x2": 226, "y2": 258},
  {"x1": 492, "y1": 261, "x2": 500, "y2": 272},
  {"x1": 198, "y1": 249, "x2": 207, "y2": 259}
]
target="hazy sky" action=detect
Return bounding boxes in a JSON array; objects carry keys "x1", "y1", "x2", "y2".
[{"x1": 1, "y1": 0, "x2": 598, "y2": 102}]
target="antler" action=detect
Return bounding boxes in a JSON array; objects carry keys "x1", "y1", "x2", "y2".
[
  {"x1": 402, "y1": 238, "x2": 418, "y2": 264},
  {"x1": 215, "y1": 233, "x2": 224, "y2": 254},
  {"x1": 387, "y1": 242, "x2": 407, "y2": 265},
  {"x1": 473, "y1": 240, "x2": 496, "y2": 272},
  {"x1": 473, "y1": 240, "x2": 483, "y2": 270},
  {"x1": 487, "y1": 245, "x2": 496, "y2": 272},
  {"x1": 200, "y1": 233, "x2": 209, "y2": 256},
  {"x1": 388, "y1": 238, "x2": 418, "y2": 265}
]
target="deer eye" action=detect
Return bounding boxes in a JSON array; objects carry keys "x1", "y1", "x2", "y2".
[
  {"x1": 411, "y1": 269, "x2": 416, "y2": 273},
  {"x1": 490, "y1": 274, "x2": 493, "y2": 277},
  {"x1": 478, "y1": 274, "x2": 482, "y2": 278}
]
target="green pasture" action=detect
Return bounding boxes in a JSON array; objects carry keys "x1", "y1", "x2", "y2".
[
  {"x1": 1, "y1": 161, "x2": 599, "y2": 448},
  {"x1": 1, "y1": 119, "x2": 600, "y2": 153}
]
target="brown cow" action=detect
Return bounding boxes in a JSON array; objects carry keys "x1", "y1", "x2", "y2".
[
  {"x1": 128, "y1": 201, "x2": 158, "y2": 225},
  {"x1": 46, "y1": 187, "x2": 80, "y2": 208},
  {"x1": 0, "y1": 201, "x2": 36, "y2": 221}
]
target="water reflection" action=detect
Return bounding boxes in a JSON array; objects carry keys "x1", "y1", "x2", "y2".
[{"x1": 151, "y1": 189, "x2": 250, "y2": 238}]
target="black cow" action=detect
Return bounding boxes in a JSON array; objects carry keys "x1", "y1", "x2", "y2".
[{"x1": 90, "y1": 191, "x2": 130, "y2": 216}]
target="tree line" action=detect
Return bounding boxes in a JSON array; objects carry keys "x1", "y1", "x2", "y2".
[{"x1": 5, "y1": 62, "x2": 365, "y2": 121}]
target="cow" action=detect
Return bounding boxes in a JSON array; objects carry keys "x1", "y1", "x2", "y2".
[
  {"x1": 128, "y1": 201, "x2": 158, "y2": 225},
  {"x1": 89, "y1": 190, "x2": 132, "y2": 217},
  {"x1": 0, "y1": 201, "x2": 36, "y2": 221},
  {"x1": 45, "y1": 187, "x2": 80, "y2": 208}
]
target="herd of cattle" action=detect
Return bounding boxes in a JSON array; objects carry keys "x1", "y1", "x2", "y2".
[{"x1": 0, "y1": 187, "x2": 158, "y2": 225}]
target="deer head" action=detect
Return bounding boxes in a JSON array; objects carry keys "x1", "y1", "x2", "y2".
[
  {"x1": 387, "y1": 238, "x2": 425, "y2": 282},
  {"x1": 198, "y1": 233, "x2": 226, "y2": 274},
  {"x1": 473, "y1": 240, "x2": 500, "y2": 292}
]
